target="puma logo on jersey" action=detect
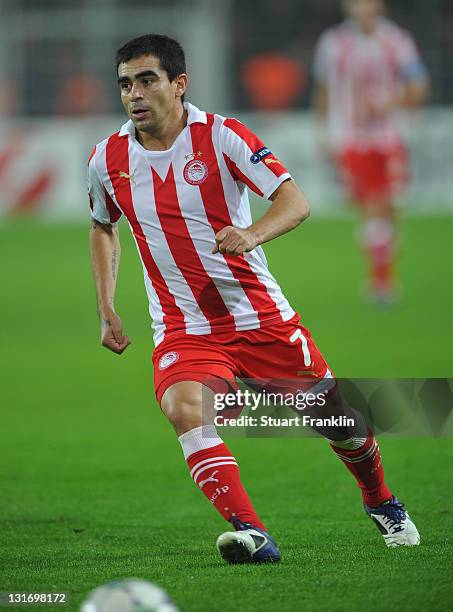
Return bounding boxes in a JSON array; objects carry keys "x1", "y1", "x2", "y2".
[
  {"x1": 118, "y1": 170, "x2": 136, "y2": 185},
  {"x1": 264, "y1": 158, "x2": 283, "y2": 166}
]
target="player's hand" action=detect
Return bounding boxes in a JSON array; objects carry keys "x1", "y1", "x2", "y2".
[
  {"x1": 367, "y1": 96, "x2": 396, "y2": 119},
  {"x1": 100, "y1": 310, "x2": 131, "y2": 354},
  {"x1": 212, "y1": 226, "x2": 257, "y2": 256}
]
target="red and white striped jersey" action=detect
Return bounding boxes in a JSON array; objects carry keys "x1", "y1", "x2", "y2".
[
  {"x1": 313, "y1": 17, "x2": 427, "y2": 151},
  {"x1": 88, "y1": 103, "x2": 295, "y2": 346}
]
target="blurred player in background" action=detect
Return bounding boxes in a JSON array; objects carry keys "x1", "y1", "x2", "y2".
[
  {"x1": 313, "y1": 0, "x2": 429, "y2": 303},
  {"x1": 88, "y1": 34, "x2": 420, "y2": 565}
]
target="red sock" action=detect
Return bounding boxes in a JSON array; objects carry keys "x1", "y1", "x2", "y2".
[
  {"x1": 362, "y1": 218, "x2": 395, "y2": 294},
  {"x1": 369, "y1": 241, "x2": 394, "y2": 293},
  {"x1": 330, "y1": 436, "x2": 392, "y2": 507},
  {"x1": 186, "y1": 443, "x2": 265, "y2": 530}
]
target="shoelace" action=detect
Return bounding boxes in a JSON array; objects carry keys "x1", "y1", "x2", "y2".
[
  {"x1": 230, "y1": 517, "x2": 251, "y2": 531},
  {"x1": 381, "y1": 500, "x2": 406, "y2": 530}
]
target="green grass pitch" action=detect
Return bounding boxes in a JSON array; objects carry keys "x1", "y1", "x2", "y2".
[{"x1": 1, "y1": 214, "x2": 453, "y2": 611}]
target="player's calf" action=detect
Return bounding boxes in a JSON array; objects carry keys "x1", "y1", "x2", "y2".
[{"x1": 178, "y1": 424, "x2": 266, "y2": 530}]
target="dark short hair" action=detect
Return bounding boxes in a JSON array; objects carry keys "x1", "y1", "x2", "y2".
[{"x1": 116, "y1": 34, "x2": 186, "y2": 84}]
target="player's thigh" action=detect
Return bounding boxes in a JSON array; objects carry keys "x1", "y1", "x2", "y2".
[
  {"x1": 385, "y1": 144, "x2": 409, "y2": 199},
  {"x1": 153, "y1": 335, "x2": 237, "y2": 434},
  {"x1": 362, "y1": 197, "x2": 394, "y2": 220},
  {"x1": 153, "y1": 335, "x2": 237, "y2": 398},
  {"x1": 338, "y1": 148, "x2": 386, "y2": 205},
  {"x1": 336, "y1": 148, "x2": 365, "y2": 202}
]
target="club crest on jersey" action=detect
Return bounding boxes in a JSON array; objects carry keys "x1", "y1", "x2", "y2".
[
  {"x1": 158, "y1": 351, "x2": 180, "y2": 370},
  {"x1": 250, "y1": 146, "x2": 272, "y2": 164},
  {"x1": 183, "y1": 158, "x2": 209, "y2": 185}
]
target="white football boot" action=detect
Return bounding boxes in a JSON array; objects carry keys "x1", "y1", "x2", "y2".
[{"x1": 365, "y1": 496, "x2": 420, "y2": 547}]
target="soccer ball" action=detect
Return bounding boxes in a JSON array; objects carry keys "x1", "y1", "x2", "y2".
[{"x1": 80, "y1": 578, "x2": 179, "y2": 612}]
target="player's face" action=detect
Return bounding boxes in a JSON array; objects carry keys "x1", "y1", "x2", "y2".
[
  {"x1": 345, "y1": 0, "x2": 383, "y2": 22},
  {"x1": 117, "y1": 55, "x2": 185, "y2": 134}
]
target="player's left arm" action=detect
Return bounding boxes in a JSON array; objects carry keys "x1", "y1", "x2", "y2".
[
  {"x1": 87, "y1": 147, "x2": 130, "y2": 355},
  {"x1": 399, "y1": 32, "x2": 430, "y2": 107},
  {"x1": 374, "y1": 33, "x2": 430, "y2": 116},
  {"x1": 214, "y1": 119, "x2": 310, "y2": 256},
  {"x1": 312, "y1": 31, "x2": 330, "y2": 117},
  {"x1": 213, "y1": 179, "x2": 309, "y2": 255},
  {"x1": 399, "y1": 76, "x2": 429, "y2": 108}
]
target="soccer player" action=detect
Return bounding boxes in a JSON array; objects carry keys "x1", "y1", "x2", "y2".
[
  {"x1": 313, "y1": 0, "x2": 429, "y2": 303},
  {"x1": 88, "y1": 34, "x2": 419, "y2": 563}
]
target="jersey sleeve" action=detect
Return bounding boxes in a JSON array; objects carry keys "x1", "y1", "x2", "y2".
[
  {"x1": 395, "y1": 31, "x2": 428, "y2": 83},
  {"x1": 87, "y1": 146, "x2": 122, "y2": 224},
  {"x1": 220, "y1": 118, "x2": 291, "y2": 199}
]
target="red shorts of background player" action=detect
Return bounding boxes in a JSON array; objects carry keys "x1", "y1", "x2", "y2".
[
  {"x1": 337, "y1": 145, "x2": 409, "y2": 204},
  {"x1": 153, "y1": 314, "x2": 332, "y2": 404}
]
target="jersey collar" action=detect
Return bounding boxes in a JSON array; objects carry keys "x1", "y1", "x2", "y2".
[
  {"x1": 119, "y1": 102, "x2": 207, "y2": 138},
  {"x1": 344, "y1": 16, "x2": 387, "y2": 36},
  {"x1": 185, "y1": 102, "x2": 208, "y2": 125}
]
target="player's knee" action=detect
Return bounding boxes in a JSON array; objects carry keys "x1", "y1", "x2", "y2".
[{"x1": 161, "y1": 382, "x2": 203, "y2": 434}]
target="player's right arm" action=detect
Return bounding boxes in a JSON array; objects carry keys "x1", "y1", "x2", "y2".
[
  {"x1": 90, "y1": 220, "x2": 130, "y2": 354},
  {"x1": 313, "y1": 84, "x2": 327, "y2": 116},
  {"x1": 87, "y1": 148, "x2": 130, "y2": 355},
  {"x1": 312, "y1": 31, "x2": 330, "y2": 117},
  {"x1": 311, "y1": 31, "x2": 331, "y2": 157}
]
